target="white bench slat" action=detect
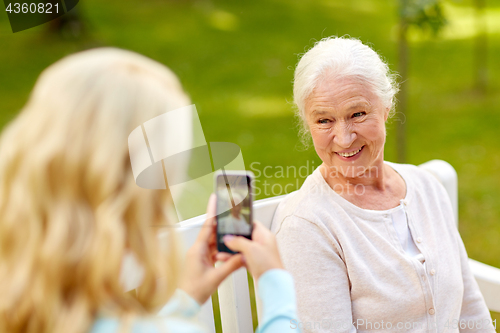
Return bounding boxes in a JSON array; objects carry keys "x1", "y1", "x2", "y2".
[
  {"x1": 469, "y1": 259, "x2": 500, "y2": 312},
  {"x1": 419, "y1": 159, "x2": 459, "y2": 226},
  {"x1": 217, "y1": 266, "x2": 253, "y2": 333}
]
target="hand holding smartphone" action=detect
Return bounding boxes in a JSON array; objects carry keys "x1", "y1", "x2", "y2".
[{"x1": 214, "y1": 170, "x2": 254, "y2": 254}]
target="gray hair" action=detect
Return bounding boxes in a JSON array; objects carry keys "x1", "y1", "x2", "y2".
[{"x1": 293, "y1": 36, "x2": 399, "y2": 141}]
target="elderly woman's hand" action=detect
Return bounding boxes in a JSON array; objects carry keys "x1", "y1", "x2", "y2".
[
  {"x1": 179, "y1": 195, "x2": 245, "y2": 305},
  {"x1": 217, "y1": 220, "x2": 284, "y2": 280}
]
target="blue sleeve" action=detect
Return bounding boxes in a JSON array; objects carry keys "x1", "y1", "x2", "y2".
[
  {"x1": 256, "y1": 269, "x2": 301, "y2": 333},
  {"x1": 92, "y1": 275, "x2": 299, "y2": 333},
  {"x1": 90, "y1": 289, "x2": 208, "y2": 333}
]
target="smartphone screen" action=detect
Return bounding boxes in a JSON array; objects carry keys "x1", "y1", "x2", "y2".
[{"x1": 215, "y1": 171, "x2": 253, "y2": 253}]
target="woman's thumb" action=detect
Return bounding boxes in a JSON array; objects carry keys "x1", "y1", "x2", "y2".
[
  {"x1": 211, "y1": 254, "x2": 245, "y2": 286},
  {"x1": 223, "y1": 235, "x2": 251, "y2": 253}
]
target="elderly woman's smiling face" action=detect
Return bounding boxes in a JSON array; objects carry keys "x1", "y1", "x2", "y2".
[{"x1": 305, "y1": 75, "x2": 389, "y2": 177}]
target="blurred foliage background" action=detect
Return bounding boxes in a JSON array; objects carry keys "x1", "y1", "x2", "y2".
[{"x1": 1, "y1": 0, "x2": 499, "y2": 324}]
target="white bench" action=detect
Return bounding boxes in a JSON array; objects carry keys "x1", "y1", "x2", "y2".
[{"x1": 133, "y1": 160, "x2": 500, "y2": 332}]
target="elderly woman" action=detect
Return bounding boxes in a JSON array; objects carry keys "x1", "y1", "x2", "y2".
[{"x1": 271, "y1": 37, "x2": 495, "y2": 333}]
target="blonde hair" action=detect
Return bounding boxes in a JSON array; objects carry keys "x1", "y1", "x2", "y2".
[{"x1": 0, "y1": 48, "x2": 191, "y2": 333}]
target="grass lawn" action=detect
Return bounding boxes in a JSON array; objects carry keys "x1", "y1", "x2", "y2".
[{"x1": 1, "y1": 0, "x2": 499, "y2": 328}]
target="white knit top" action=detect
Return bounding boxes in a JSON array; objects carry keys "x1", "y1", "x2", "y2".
[
  {"x1": 271, "y1": 161, "x2": 494, "y2": 333},
  {"x1": 390, "y1": 200, "x2": 426, "y2": 269}
]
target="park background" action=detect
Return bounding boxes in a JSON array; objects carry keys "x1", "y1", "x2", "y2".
[{"x1": 1, "y1": 0, "x2": 499, "y2": 327}]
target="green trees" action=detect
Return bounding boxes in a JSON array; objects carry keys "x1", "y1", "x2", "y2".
[
  {"x1": 397, "y1": 0, "x2": 446, "y2": 162},
  {"x1": 473, "y1": 0, "x2": 488, "y2": 93}
]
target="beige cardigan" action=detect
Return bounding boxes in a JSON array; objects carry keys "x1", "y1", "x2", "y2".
[{"x1": 271, "y1": 162, "x2": 495, "y2": 333}]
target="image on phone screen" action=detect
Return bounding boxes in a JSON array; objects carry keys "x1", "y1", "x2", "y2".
[{"x1": 215, "y1": 172, "x2": 253, "y2": 253}]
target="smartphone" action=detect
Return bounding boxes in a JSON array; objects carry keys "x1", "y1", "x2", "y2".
[{"x1": 214, "y1": 170, "x2": 254, "y2": 254}]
